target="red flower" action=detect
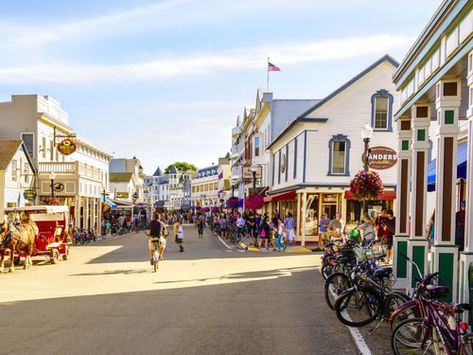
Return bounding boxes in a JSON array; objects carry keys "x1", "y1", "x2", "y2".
[{"x1": 349, "y1": 170, "x2": 384, "y2": 201}]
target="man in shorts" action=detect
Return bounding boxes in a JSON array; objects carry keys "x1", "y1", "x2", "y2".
[
  {"x1": 318, "y1": 214, "x2": 331, "y2": 248},
  {"x1": 147, "y1": 213, "x2": 163, "y2": 265}
]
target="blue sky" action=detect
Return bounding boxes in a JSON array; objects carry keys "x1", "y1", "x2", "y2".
[{"x1": 0, "y1": 0, "x2": 442, "y2": 174}]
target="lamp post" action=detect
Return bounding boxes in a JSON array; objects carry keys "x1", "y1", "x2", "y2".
[
  {"x1": 361, "y1": 123, "x2": 374, "y2": 213},
  {"x1": 250, "y1": 164, "x2": 258, "y2": 189}
]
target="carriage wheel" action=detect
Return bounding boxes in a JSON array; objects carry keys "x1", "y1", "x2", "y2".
[
  {"x1": 62, "y1": 246, "x2": 69, "y2": 261},
  {"x1": 50, "y1": 249, "x2": 59, "y2": 264}
]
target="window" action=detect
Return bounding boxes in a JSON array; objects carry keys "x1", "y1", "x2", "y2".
[
  {"x1": 12, "y1": 159, "x2": 18, "y2": 181},
  {"x1": 328, "y1": 134, "x2": 350, "y2": 176},
  {"x1": 293, "y1": 137, "x2": 298, "y2": 179},
  {"x1": 21, "y1": 133, "x2": 34, "y2": 160},
  {"x1": 42, "y1": 137, "x2": 46, "y2": 158},
  {"x1": 254, "y1": 136, "x2": 260, "y2": 157},
  {"x1": 24, "y1": 162, "x2": 29, "y2": 183},
  {"x1": 374, "y1": 97, "x2": 388, "y2": 129},
  {"x1": 371, "y1": 90, "x2": 393, "y2": 131}
]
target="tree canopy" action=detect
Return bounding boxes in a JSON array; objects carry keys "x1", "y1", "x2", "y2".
[{"x1": 164, "y1": 162, "x2": 197, "y2": 174}]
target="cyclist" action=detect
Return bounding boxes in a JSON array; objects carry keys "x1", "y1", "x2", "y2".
[{"x1": 147, "y1": 213, "x2": 163, "y2": 265}]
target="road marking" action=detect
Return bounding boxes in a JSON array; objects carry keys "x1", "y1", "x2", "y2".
[
  {"x1": 321, "y1": 268, "x2": 372, "y2": 355},
  {"x1": 217, "y1": 235, "x2": 233, "y2": 250}
]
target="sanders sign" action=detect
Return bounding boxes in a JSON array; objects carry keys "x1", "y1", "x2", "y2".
[{"x1": 361, "y1": 146, "x2": 398, "y2": 170}]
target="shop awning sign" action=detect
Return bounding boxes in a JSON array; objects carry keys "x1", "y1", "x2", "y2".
[
  {"x1": 57, "y1": 138, "x2": 77, "y2": 155},
  {"x1": 23, "y1": 189, "x2": 37, "y2": 201},
  {"x1": 362, "y1": 146, "x2": 398, "y2": 170}
]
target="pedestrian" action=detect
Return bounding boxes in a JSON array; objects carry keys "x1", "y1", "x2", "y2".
[
  {"x1": 246, "y1": 213, "x2": 256, "y2": 246},
  {"x1": 276, "y1": 217, "x2": 286, "y2": 251},
  {"x1": 375, "y1": 208, "x2": 388, "y2": 241},
  {"x1": 220, "y1": 214, "x2": 228, "y2": 238},
  {"x1": 455, "y1": 201, "x2": 466, "y2": 252},
  {"x1": 259, "y1": 217, "x2": 271, "y2": 250},
  {"x1": 327, "y1": 212, "x2": 345, "y2": 239},
  {"x1": 236, "y1": 212, "x2": 246, "y2": 241},
  {"x1": 383, "y1": 210, "x2": 396, "y2": 263},
  {"x1": 197, "y1": 213, "x2": 204, "y2": 237},
  {"x1": 105, "y1": 220, "x2": 111, "y2": 235},
  {"x1": 357, "y1": 213, "x2": 376, "y2": 247},
  {"x1": 318, "y1": 213, "x2": 330, "y2": 248},
  {"x1": 284, "y1": 213, "x2": 295, "y2": 245},
  {"x1": 159, "y1": 218, "x2": 168, "y2": 260},
  {"x1": 175, "y1": 220, "x2": 184, "y2": 252}
]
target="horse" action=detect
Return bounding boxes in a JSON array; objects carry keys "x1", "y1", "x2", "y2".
[{"x1": 0, "y1": 219, "x2": 37, "y2": 273}]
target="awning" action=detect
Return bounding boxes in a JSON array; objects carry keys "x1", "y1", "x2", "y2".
[
  {"x1": 264, "y1": 191, "x2": 297, "y2": 203},
  {"x1": 344, "y1": 190, "x2": 396, "y2": 200},
  {"x1": 101, "y1": 196, "x2": 117, "y2": 208},
  {"x1": 427, "y1": 143, "x2": 467, "y2": 191}
]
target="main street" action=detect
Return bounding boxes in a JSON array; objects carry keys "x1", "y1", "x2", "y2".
[{"x1": 0, "y1": 225, "x2": 360, "y2": 355}]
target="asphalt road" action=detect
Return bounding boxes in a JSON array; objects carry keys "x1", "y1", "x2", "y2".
[{"x1": 0, "y1": 225, "x2": 358, "y2": 355}]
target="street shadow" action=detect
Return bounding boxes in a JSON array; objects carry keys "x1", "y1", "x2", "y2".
[{"x1": 0, "y1": 268, "x2": 356, "y2": 355}]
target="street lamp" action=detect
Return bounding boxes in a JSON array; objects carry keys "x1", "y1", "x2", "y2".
[
  {"x1": 361, "y1": 123, "x2": 374, "y2": 213},
  {"x1": 48, "y1": 172, "x2": 64, "y2": 199},
  {"x1": 250, "y1": 164, "x2": 258, "y2": 189}
]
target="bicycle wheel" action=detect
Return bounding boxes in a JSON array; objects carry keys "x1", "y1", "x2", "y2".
[
  {"x1": 324, "y1": 272, "x2": 351, "y2": 310},
  {"x1": 153, "y1": 250, "x2": 159, "y2": 272},
  {"x1": 462, "y1": 333, "x2": 473, "y2": 355},
  {"x1": 383, "y1": 291, "x2": 410, "y2": 318},
  {"x1": 391, "y1": 317, "x2": 434, "y2": 355},
  {"x1": 321, "y1": 262, "x2": 335, "y2": 280},
  {"x1": 390, "y1": 301, "x2": 422, "y2": 330},
  {"x1": 334, "y1": 286, "x2": 381, "y2": 327}
]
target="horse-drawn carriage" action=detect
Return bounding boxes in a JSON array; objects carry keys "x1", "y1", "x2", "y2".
[{"x1": 1, "y1": 205, "x2": 70, "y2": 271}]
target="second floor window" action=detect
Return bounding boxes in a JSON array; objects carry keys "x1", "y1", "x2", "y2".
[
  {"x1": 12, "y1": 159, "x2": 18, "y2": 181},
  {"x1": 374, "y1": 96, "x2": 388, "y2": 129},
  {"x1": 328, "y1": 134, "x2": 350, "y2": 176},
  {"x1": 254, "y1": 136, "x2": 260, "y2": 157}
]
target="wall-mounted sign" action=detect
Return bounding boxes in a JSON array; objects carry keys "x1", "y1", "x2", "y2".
[
  {"x1": 242, "y1": 166, "x2": 262, "y2": 179},
  {"x1": 23, "y1": 189, "x2": 37, "y2": 201},
  {"x1": 361, "y1": 146, "x2": 398, "y2": 170},
  {"x1": 57, "y1": 138, "x2": 77, "y2": 155}
]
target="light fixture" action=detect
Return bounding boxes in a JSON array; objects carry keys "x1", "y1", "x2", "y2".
[
  {"x1": 250, "y1": 164, "x2": 257, "y2": 173},
  {"x1": 49, "y1": 172, "x2": 56, "y2": 180},
  {"x1": 361, "y1": 123, "x2": 373, "y2": 140}
]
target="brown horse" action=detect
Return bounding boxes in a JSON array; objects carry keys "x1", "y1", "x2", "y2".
[{"x1": 0, "y1": 219, "x2": 37, "y2": 273}]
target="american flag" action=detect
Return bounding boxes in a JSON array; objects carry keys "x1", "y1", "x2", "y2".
[{"x1": 268, "y1": 62, "x2": 281, "y2": 72}]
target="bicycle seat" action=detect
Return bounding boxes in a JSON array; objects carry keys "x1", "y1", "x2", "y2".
[
  {"x1": 372, "y1": 267, "x2": 392, "y2": 279},
  {"x1": 425, "y1": 285, "x2": 449, "y2": 298},
  {"x1": 454, "y1": 303, "x2": 471, "y2": 312}
]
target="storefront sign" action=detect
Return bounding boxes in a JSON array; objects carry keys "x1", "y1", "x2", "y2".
[
  {"x1": 23, "y1": 189, "x2": 37, "y2": 201},
  {"x1": 242, "y1": 166, "x2": 262, "y2": 179},
  {"x1": 361, "y1": 146, "x2": 398, "y2": 170},
  {"x1": 57, "y1": 138, "x2": 77, "y2": 155}
]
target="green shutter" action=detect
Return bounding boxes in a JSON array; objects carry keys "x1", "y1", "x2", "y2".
[
  {"x1": 412, "y1": 246, "x2": 425, "y2": 288},
  {"x1": 402, "y1": 140, "x2": 409, "y2": 151},
  {"x1": 439, "y1": 253, "x2": 454, "y2": 302},
  {"x1": 397, "y1": 240, "x2": 408, "y2": 278},
  {"x1": 417, "y1": 129, "x2": 426, "y2": 142},
  {"x1": 445, "y1": 110, "x2": 454, "y2": 125}
]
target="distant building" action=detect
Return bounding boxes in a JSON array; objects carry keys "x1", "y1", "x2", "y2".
[{"x1": 109, "y1": 157, "x2": 145, "y2": 203}]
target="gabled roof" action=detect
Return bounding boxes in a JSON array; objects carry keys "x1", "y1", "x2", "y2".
[
  {"x1": 297, "y1": 54, "x2": 399, "y2": 120},
  {"x1": 109, "y1": 172, "x2": 133, "y2": 183},
  {"x1": 0, "y1": 140, "x2": 22, "y2": 170},
  {"x1": 0, "y1": 140, "x2": 37, "y2": 173},
  {"x1": 167, "y1": 165, "x2": 178, "y2": 174},
  {"x1": 267, "y1": 55, "x2": 399, "y2": 150}
]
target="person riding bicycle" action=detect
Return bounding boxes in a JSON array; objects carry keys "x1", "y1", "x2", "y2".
[{"x1": 146, "y1": 213, "x2": 163, "y2": 265}]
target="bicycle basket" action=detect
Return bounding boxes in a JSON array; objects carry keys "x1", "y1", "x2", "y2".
[{"x1": 353, "y1": 246, "x2": 367, "y2": 262}]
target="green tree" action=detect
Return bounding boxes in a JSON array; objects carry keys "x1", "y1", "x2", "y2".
[{"x1": 164, "y1": 162, "x2": 197, "y2": 174}]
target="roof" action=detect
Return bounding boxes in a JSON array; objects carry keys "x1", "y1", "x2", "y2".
[
  {"x1": 109, "y1": 172, "x2": 133, "y2": 183},
  {"x1": 195, "y1": 165, "x2": 219, "y2": 178},
  {"x1": 267, "y1": 55, "x2": 399, "y2": 150},
  {"x1": 0, "y1": 140, "x2": 22, "y2": 170},
  {"x1": 271, "y1": 99, "x2": 320, "y2": 141},
  {"x1": 167, "y1": 165, "x2": 178, "y2": 174},
  {"x1": 153, "y1": 166, "x2": 162, "y2": 176}
]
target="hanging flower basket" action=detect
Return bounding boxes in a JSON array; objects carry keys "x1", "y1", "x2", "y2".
[
  {"x1": 210, "y1": 206, "x2": 220, "y2": 213},
  {"x1": 226, "y1": 197, "x2": 239, "y2": 209},
  {"x1": 200, "y1": 207, "x2": 210, "y2": 212},
  {"x1": 244, "y1": 195, "x2": 264, "y2": 211},
  {"x1": 41, "y1": 196, "x2": 63, "y2": 205},
  {"x1": 349, "y1": 170, "x2": 384, "y2": 201}
]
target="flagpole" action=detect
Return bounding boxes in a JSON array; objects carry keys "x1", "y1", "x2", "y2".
[{"x1": 266, "y1": 57, "x2": 270, "y2": 92}]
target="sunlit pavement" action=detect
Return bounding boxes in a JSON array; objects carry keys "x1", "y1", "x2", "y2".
[{"x1": 0, "y1": 225, "x2": 358, "y2": 355}]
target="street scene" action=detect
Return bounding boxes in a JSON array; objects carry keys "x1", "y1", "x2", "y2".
[{"x1": 1, "y1": 0, "x2": 473, "y2": 354}]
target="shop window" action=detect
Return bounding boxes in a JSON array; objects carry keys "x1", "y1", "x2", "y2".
[
  {"x1": 328, "y1": 134, "x2": 350, "y2": 176},
  {"x1": 371, "y1": 90, "x2": 393, "y2": 131}
]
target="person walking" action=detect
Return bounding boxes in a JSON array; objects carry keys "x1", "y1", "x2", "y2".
[
  {"x1": 375, "y1": 208, "x2": 388, "y2": 241},
  {"x1": 384, "y1": 210, "x2": 396, "y2": 263},
  {"x1": 197, "y1": 213, "x2": 204, "y2": 238},
  {"x1": 327, "y1": 212, "x2": 345, "y2": 239},
  {"x1": 284, "y1": 213, "x2": 295, "y2": 245},
  {"x1": 175, "y1": 220, "x2": 184, "y2": 252},
  {"x1": 259, "y1": 217, "x2": 271, "y2": 250},
  {"x1": 357, "y1": 213, "x2": 376, "y2": 247},
  {"x1": 318, "y1": 214, "x2": 330, "y2": 248},
  {"x1": 276, "y1": 217, "x2": 286, "y2": 251}
]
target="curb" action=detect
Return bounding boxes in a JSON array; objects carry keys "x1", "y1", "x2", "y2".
[{"x1": 286, "y1": 248, "x2": 312, "y2": 253}]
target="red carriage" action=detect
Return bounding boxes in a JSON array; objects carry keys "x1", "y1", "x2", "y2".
[{"x1": 5, "y1": 205, "x2": 70, "y2": 265}]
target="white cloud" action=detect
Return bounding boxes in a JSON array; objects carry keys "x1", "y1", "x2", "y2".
[{"x1": 0, "y1": 34, "x2": 413, "y2": 84}]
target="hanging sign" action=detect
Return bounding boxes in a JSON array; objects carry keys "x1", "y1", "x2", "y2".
[
  {"x1": 23, "y1": 189, "x2": 37, "y2": 201},
  {"x1": 57, "y1": 138, "x2": 77, "y2": 155},
  {"x1": 361, "y1": 146, "x2": 398, "y2": 170}
]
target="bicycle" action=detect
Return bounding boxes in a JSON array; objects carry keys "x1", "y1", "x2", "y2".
[{"x1": 150, "y1": 238, "x2": 160, "y2": 272}]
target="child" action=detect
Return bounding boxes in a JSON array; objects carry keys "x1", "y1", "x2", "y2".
[
  {"x1": 276, "y1": 217, "x2": 286, "y2": 252},
  {"x1": 176, "y1": 220, "x2": 184, "y2": 252}
]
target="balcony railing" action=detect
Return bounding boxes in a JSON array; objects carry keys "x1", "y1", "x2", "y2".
[{"x1": 38, "y1": 161, "x2": 103, "y2": 181}]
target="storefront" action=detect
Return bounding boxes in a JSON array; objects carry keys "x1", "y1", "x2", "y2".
[{"x1": 263, "y1": 190, "x2": 297, "y2": 219}]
